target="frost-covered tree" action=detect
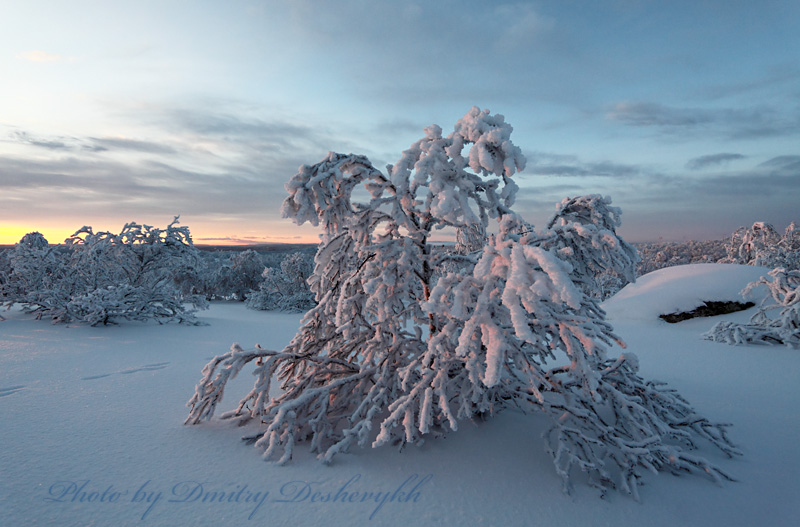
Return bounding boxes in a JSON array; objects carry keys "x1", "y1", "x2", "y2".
[
  {"x1": 704, "y1": 267, "x2": 800, "y2": 348},
  {"x1": 187, "y1": 107, "x2": 739, "y2": 497},
  {"x1": 17, "y1": 231, "x2": 49, "y2": 250},
  {"x1": 206, "y1": 250, "x2": 268, "y2": 301},
  {"x1": 738, "y1": 222, "x2": 780, "y2": 266},
  {"x1": 65, "y1": 218, "x2": 208, "y2": 325},
  {"x1": 540, "y1": 194, "x2": 638, "y2": 299},
  {"x1": 3, "y1": 219, "x2": 207, "y2": 325},
  {"x1": 0, "y1": 248, "x2": 8, "y2": 281},
  {"x1": 635, "y1": 239, "x2": 727, "y2": 277},
  {"x1": 181, "y1": 251, "x2": 231, "y2": 301},
  {"x1": 0, "y1": 247, "x2": 13, "y2": 320},
  {"x1": 2, "y1": 232, "x2": 72, "y2": 315},
  {"x1": 2, "y1": 240, "x2": 27, "y2": 303},
  {"x1": 246, "y1": 251, "x2": 315, "y2": 312},
  {"x1": 227, "y1": 250, "x2": 267, "y2": 301},
  {"x1": 777, "y1": 222, "x2": 800, "y2": 270},
  {"x1": 721, "y1": 221, "x2": 799, "y2": 270}
]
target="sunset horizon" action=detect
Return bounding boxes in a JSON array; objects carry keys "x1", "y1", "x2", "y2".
[{"x1": 2, "y1": 1, "x2": 798, "y2": 248}]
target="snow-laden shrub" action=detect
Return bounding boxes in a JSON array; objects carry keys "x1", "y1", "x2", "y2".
[
  {"x1": 66, "y1": 283, "x2": 202, "y2": 326},
  {"x1": 704, "y1": 267, "x2": 800, "y2": 348},
  {"x1": 187, "y1": 107, "x2": 739, "y2": 498},
  {"x1": 0, "y1": 247, "x2": 13, "y2": 320},
  {"x1": 246, "y1": 252, "x2": 315, "y2": 312},
  {"x1": 217, "y1": 250, "x2": 266, "y2": 301},
  {"x1": 197, "y1": 250, "x2": 269, "y2": 301},
  {"x1": 774, "y1": 222, "x2": 800, "y2": 270},
  {"x1": 542, "y1": 194, "x2": 638, "y2": 299},
  {"x1": 2, "y1": 233, "x2": 73, "y2": 317},
  {"x1": 636, "y1": 239, "x2": 727, "y2": 276},
  {"x1": 3, "y1": 218, "x2": 207, "y2": 325},
  {"x1": 721, "y1": 222, "x2": 800, "y2": 270},
  {"x1": 177, "y1": 251, "x2": 233, "y2": 301}
]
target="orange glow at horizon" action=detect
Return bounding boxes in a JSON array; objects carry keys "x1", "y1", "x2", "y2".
[
  {"x1": 0, "y1": 223, "x2": 322, "y2": 246},
  {"x1": 0, "y1": 225, "x2": 75, "y2": 246}
]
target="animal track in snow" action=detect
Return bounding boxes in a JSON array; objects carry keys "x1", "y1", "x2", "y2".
[
  {"x1": 81, "y1": 362, "x2": 170, "y2": 381},
  {"x1": 0, "y1": 385, "x2": 25, "y2": 398}
]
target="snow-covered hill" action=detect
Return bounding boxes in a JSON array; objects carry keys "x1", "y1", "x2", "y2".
[
  {"x1": 1, "y1": 264, "x2": 798, "y2": 526},
  {"x1": 603, "y1": 263, "x2": 770, "y2": 321}
]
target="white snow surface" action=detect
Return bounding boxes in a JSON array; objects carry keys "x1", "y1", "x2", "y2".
[
  {"x1": 603, "y1": 263, "x2": 771, "y2": 321},
  {"x1": 1, "y1": 264, "x2": 799, "y2": 526}
]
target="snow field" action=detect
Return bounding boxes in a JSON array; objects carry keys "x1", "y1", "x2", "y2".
[{"x1": 1, "y1": 265, "x2": 798, "y2": 526}]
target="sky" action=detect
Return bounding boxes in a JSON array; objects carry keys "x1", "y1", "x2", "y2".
[{"x1": 1, "y1": 0, "x2": 799, "y2": 245}]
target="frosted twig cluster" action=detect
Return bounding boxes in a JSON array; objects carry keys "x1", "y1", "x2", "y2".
[{"x1": 705, "y1": 267, "x2": 800, "y2": 348}]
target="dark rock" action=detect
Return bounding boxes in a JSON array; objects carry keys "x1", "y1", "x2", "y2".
[{"x1": 660, "y1": 301, "x2": 755, "y2": 323}]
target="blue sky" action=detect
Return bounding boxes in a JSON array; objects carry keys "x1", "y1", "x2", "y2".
[{"x1": 1, "y1": 0, "x2": 798, "y2": 244}]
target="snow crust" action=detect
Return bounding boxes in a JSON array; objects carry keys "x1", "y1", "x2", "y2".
[{"x1": 2, "y1": 264, "x2": 799, "y2": 526}]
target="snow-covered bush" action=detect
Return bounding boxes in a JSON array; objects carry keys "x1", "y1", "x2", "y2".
[
  {"x1": 2, "y1": 232, "x2": 72, "y2": 315},
  {"x1": 776, "y1": 222, "x2": 800, "y2": 270},
  {"x1": 730, "y1": 222, "x2": 781, "y2": 266},
  {"x1": 636, "y1": 239, "x2": 727, "y2": 276},
  {"x1": 721, "y1": 222, "x2": 800, "y2": 270},
  {"x1": 704, "y1": 267, "x2": 800, "y2": 348},
  {"x1": 177, "y1": 251, "x2": 232, "y2": 301},
  {"x1": 218, "y1": 250, "x2": 266, "y2": 301},
  {"x1": 246, "y1": 251, "x2": 315, "y2": 312},
  {"x1": 198, "y1": 250, "x2": 269, "y2": 301},
  {"x1": 187, "y1": 107, "x2": 739, "y2": 498},
  {"x1": 541, "y1": 194, "x2": 638, "y2": 299},
  {"x1": 0, "y1": 248, "x2": 8, "y2": 286},
  {"x1": 65, "y1": 282, "x2": 201, "y2": 326},
  {"x1": 3, "y1": 219, "x2": 207, "y2": 325},
  {"x1": 0, "y1": 246, "x2": 15, "y2": 320}
]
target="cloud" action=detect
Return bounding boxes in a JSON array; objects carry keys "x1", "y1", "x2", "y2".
[
  {"x1": 493, "y1": 4, "x2": 555, "y2": 51},
  {"x1": 10, "y1": 130, "x2": 183, "y2": 160},
  {"x1": 194, "y1": 235, "x2": 308, "y2": 245},
  {"x1": 372, "y1": 118, "x2": 426, "y2": 139},
  {"x1": 8, "y1": 130, "x2": 176, "y2": 155},
  {"x1": 511, "y1": 150, "x2": 800, "y2": 242},
  {"x1": 623, "y1": 155, "x2": 800, "y2": 205},
  {"x1": 1, "y1": 101, "x2": 375, "y2": 241},
  {"x1": 151, "y1": 107, "x2": 355, "y2": 159},
  {"x1": 10, "y1": 131, "x2": 70, "y2": 150},
  {"x1": 622, "y1": 154, "x2": 800, "y2": 232},
  {"x1": 88, "y1": 137, "x2": 177, "y2": 155},
  {"x1": 522, "y1": 150, "x2": 643, "y2": 178},
  {"x1": 686, "y1": 153, "x2": 746, "y2": 170},
  {"x1": 275, "y1": 1, "x2": 570, "y2": 107},
  {"x1": 699, "y1": 64, "x2": 800, "y2": 100},
  {"x1": 0, "y1": 154, "x2": 272, "y2": 217},
  {"x1": 758, "y1": 155, "x2": 800, "y2": 173},
  {"x1": 607, "y1": 101, "x2": 800, "y2": 139},
  {"x1": 608, "y1": 102, "x2": 714, "y2": 127},
  {"x1": 16, "y1": 50, "x2": 62, "y2": 62},
  {"x1": 168, "y1": 110, "x2": 308, "y2": 140},
  {"x1": 0, "y1": 145, "x2": 327, "y2": 243}
]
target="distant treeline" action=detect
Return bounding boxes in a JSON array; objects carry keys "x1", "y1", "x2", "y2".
[
  {"x1": 0, "y1": 220, "x2": 318, "y2": 325},
  {"x1": 1, "y1": 220, "x2": 798, "y2": 327}
]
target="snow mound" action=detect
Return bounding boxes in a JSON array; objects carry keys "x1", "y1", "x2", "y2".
[{"x1": 603, "y1": 263, "x2": 770, "y2": 322}]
